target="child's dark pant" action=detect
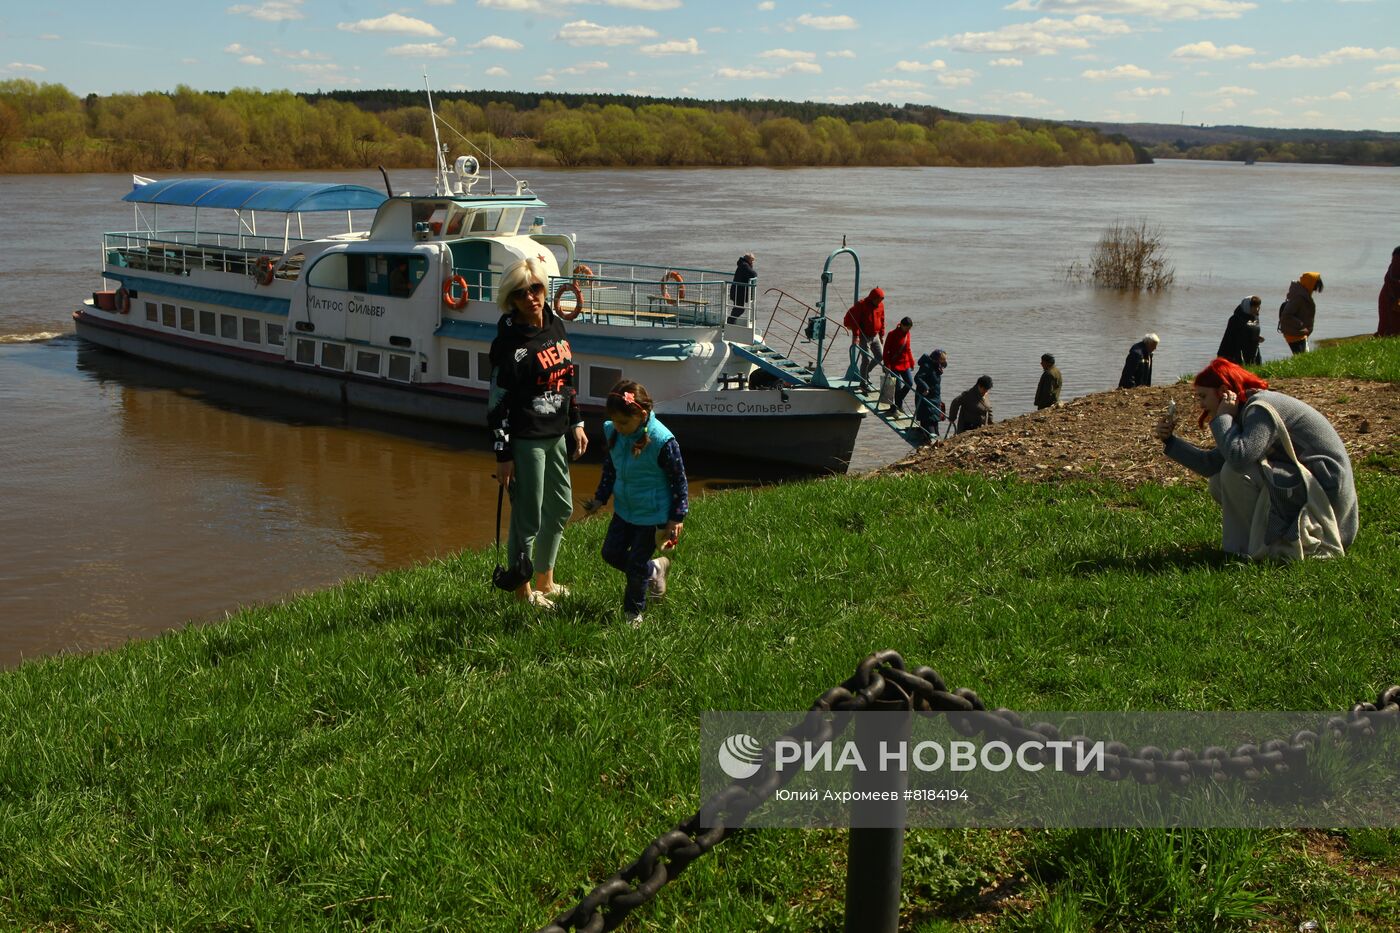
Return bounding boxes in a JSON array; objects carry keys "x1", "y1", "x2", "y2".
[{"x1": 601, "y1": 514, "x2": 658, "y2": 614}]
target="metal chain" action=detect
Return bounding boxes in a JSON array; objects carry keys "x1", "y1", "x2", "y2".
[{"x1": 537, "y1": 652, "x2": 1398, "y2": 933}]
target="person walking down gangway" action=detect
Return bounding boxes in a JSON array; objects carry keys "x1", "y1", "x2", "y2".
[
  {"x1": 1035, "y1": 353, "x2": 1061, "y2": 409},
  {"x1": 1278, "y1": 272, "x2": 1323, "y2": 354},
  {"x1": 489, "y1": 257, "x2": 589, "y2": 609},
  {"x1": 1119, "y1": 333, "x2": 1159, "y2": 389},
  {"x1": 1152, "y1": 357, "x2": 1356, "y2": 560},
  {"x1": 842, "y1": 287, "x2": 886, "y2": 393},
  {"x1": 583, "y1": 381, "x2": 689, "y2": 626},
  {"x1": 914, "y1": 348, "x2": 947, "y2": 442},
  {"x1": 1217, "y1": 296, "x2": 1264, "y2": 366},
  {"x1": 948, "y1": 375, "x2": 994, "y2": 434},
  {"x1": 882, "y1": 316, "x2": 915, "y2": 415}
]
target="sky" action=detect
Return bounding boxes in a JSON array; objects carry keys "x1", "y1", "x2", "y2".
[{"x1": 3, "y1": 0, "x2": 1398, "y2": 131}]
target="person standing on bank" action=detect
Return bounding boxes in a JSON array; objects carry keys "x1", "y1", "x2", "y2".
[
  {"x1": 729, "y1": 253, "x2": 757, "y2": 324},
  {"x1": 1217, "y1": 296, "x2": 1264, "y2": 366},
  {"x1": 488, "y1": 257, "x2": 588, "y2": 609},
  {"x1": 1118, "y1": 333, "x2": 1159, "y2": 389},
  {"x1": 1035, "y1": 353, "x2": 1061, "y2": 409},
  {"x1": 914, "y1": 348, "x2": 947, "y2": 441},
  {"x1": 1377, "y1": 247, "x2": 1400, "y2": 338},
  {"x1": 1279, "y1": 271, "x2": 1323, "y2": 354},
  {"x1": 882, "y1": 316, "x2": 915, "y2": 414},
  {"x1": 948, "y1": 375, "x2": 994, "y2": 434},
  {"x1": 1152, "y1": 357, "x2": 1356, "y2": 559},
  {"x1": 583, "y1": 381, "x2": 689, "y2": 626}
]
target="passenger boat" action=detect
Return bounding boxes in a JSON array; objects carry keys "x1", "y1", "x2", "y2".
[{"x1": 74, "y1": 150, "x2": 876, "y2": 472}]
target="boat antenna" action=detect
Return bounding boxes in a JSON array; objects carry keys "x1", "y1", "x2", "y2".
[
  {"x1": 424, "y1": 69, "x2": 450, "y2": 196},
  {"x1": 431, "y1": 113, "x2": 530, "y2": 194}
]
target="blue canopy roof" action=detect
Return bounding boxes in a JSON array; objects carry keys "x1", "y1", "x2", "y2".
[{"x1": 122, "y1": 178, "x2": 388, "y2": 213}]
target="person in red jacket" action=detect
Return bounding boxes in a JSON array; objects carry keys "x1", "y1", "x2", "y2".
[
  {"x1": 882, "y1": 316, "x2": 915, "y2": 414},
  {"x1": 1379, "y1": 246, "x2": 1400, "y2": 337},
  {"x1": 842, "y1": 287, "x2": 886, "y2": 391}
]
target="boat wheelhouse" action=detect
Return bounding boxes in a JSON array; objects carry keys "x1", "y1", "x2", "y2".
[{"x1": 75, "y1": 161, "x2": 899, "y2": 472}]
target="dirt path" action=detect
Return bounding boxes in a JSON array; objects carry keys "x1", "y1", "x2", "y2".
[{"x1": 885, "y1": 378, "x2": 1400, "y2": 487}]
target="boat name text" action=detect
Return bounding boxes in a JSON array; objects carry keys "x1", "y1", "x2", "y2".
[
  {"x1": 684, "y1": 400, "x2": 794, "y2": 415},
  {"x1": 308, "y1": 292, "x2": 387, "y2": 318}
]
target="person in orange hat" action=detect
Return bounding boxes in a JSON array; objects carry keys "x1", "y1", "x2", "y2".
[{"x1": 1278, "y1": 272, "x2": 1323, "y2": 354}]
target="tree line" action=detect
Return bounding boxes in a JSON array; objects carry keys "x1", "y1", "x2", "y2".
[
  {"x1": 0, "y1": 80, "x2": 1140, "y2": 174},
  {"x1": 1150, "y1": 137, "x2": 1400, "y2": 166}
]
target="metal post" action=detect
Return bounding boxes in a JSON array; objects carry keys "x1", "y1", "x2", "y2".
[{"x1": 845, "y1": 699, "x2": 911, "y2": 933}]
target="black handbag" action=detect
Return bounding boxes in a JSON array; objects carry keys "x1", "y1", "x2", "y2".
[{"x1": 491, "y1": 481, "x2": 533, "y2": 591}]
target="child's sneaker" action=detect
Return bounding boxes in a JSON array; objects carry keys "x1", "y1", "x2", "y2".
[
  {"x1": 647, "y1": 557, "x2": 670, "y2": 598},
  {"x1": 626, "y1": 611, "x2": 644, "y2": 627}
]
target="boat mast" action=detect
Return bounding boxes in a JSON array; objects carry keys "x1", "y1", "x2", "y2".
[{"x1": 425, "y1": 70, "x2": 450, "y2": 197}]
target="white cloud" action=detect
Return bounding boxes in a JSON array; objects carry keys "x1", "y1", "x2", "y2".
[
  {"x1": 239, "y1": 54, "x2": 265, "y2": 65},
  {"x1": 893, "y1": 59, "x2": 946, "y2": 72},
  {"x1": 226, "y1": 0, "x2": 305, "y2": 22},
  {"x1": 485, "y1": 66, "x2": 509, "y2": 77},
  {"x1": 931, "y1": 15, "x2": 1131, "y2": 56},
  {"x1": 1118, "y1": 86, "x2": 1170, "y2": 98},
  {"x1": 555, "y1": 60, "x2": 610, "y2": 75},
  {"x1": 39, "y1": 34, "x2": 60, "y2": 41},
  {"x1": 556, "y1": 20, "x2": 659, "y2": 46},
  {"x1": 338, "y1": 14, "x2": 442, "y2": 37},
  {"x1": 472, "y1": 35, "x2": 524, "y2": 50},
  {"x1": 287, "y1": 63, "x2": 345, "y2": 77},
  {"x1": 1362, "y1": 76, "x2": 1400, "y2": 93},
  {"x1": 984, "y1": 90, "x2": 1052, "y2": 108},
  {"x1": 1170, "y1": 40, "x2": 1253, "y2": 60},
  {"x1": 758, "y1": 0, "x2": 775, "y2": 8},
  {"x1": 1250, "y1": 46, "x2": 1400, "y2": 69},
  {"x1": 717, "y1": 66, "x2": 780, "y2": 79},
  {"x1": 224, "y1": 43, "x2": 250, "y2": 54},
  {"x1": 426, "y1": 0, "x2": 455, "y2": 5},
  {"x1": 478, "y1": 0, "x2": 545, "y2": 10},
  {"x1": 938, "y1": 69, "x2": 977, "y2": 87},
  {"x1": 603, "y1": 0, "x2": 682, "y2": 8},
  {"x1": 1291, "y1": 91, "x2": 1353, "y2": 103},
  {"x1": 4, "y1": 62, "x2": 46, "y2": 72},
  {"x1": 1251, "y1": 107, "x2": 1282, "y2": 117},
  {"x1": 1376, "y1": 64, "x2": 1400, "y2": 74},
  {"x1": 640, "y1": 38, "x2": 702, "y2": 55},
  {"x1": 277, "y1": 48, "x2": 330, "y2": 60},
  {"x1": 796, "y1": 13, "x2": 858, "y2": 30},
  {"x1": 990, "y1": 57, "x2": 1024, "y2": 66},
  {"x1": 783, "y1": 61, "x2": 822, "y2": 74},
  {"x1": 826, "y1": 49, "x2": 856, "y2": 58},
  {"x1": 388, "y1": 38, "x2": 459, "y2": 58},
  {"x1": 1081, "y1": 64, "x2": 1156, "y2": 79},
  {"x1": 1005, "y1": 0, "x2": 1255, "y2": 19},
  {"x1": 866, "y1": 78, "x2": 924, "y2": 91},
  {"x1": 762, "y1": 48, "x2": 817, "y2": 60},
  {"x1": 1201, "y1": 84, "x2": 1256, "y2": 97}
]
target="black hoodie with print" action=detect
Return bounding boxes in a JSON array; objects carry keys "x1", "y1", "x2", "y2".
[{"x1": 487, "y1": 304, "x2": 582, "y2": 462}]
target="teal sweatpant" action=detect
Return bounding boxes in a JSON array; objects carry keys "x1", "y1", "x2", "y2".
[{"x1": 507, "y1": 435, "x2": 573, "y2": 574}]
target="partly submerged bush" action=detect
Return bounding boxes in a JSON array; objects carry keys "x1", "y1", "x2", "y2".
[{"x1": 1068, "y1": 219, "x2": 1176, "y2": 292}]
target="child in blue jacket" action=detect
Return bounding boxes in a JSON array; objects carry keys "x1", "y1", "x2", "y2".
[{"x1": 583, "y1": 381, "x2": 689, "y2": 624}]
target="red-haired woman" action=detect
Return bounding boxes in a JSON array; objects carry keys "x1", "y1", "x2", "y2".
[{"x1": 1152, "y1": 358, "x2": 1357, "y2": 559}]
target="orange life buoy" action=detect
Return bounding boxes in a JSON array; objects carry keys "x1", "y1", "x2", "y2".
[
  {"x1": 255, "y1": 255, "x2": 276, "y2": 286},
  {"x1": 114, "y1": 287, "x2": 131, "y2": 314},
  {"x1": 443, "y1": 275, "x2": 469, "y2": 310},
  {"x1": 554, "y1": 281, "x2": 583, "y2": 320},
  {"x1": 660, "y1": 269, "x2": 685, "y2": 304},
  {"x1": 572, "y1": 263, "x2": 595, "y2": 281}
]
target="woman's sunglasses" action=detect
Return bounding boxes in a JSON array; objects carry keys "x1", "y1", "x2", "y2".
[{"x1": 511, "y1": 282, "x2": 546, "y2": 301}]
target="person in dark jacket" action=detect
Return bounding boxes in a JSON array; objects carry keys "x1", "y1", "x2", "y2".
[
  {"x1": 882, "y1": 316, "x2": 915, "y2": 413},
  {"x1": 1378, "y1": 247, "x2": 1400, "y2": 338},
  {"x1": 728, "y1": 253, "x2": 757, "y2": 323},
  {"x1": 948, "y1": 375, "x2": 993, "y2": 434},
  {"x1": 1034, "y1": 353, "x2": 1061, "y2": 409},
  {"x1": 1118, "y1": 333, "x2": 1158, "y2": 389},
  {"x1": 1216, "y1": 296, "x2": 1264, "y2": 366},
  {"x1": 1279, "y1": 272, "x2": 1322, "y2": 354},
  {"x1": 914, "y1": 348, "x2": 947, "y2": 441},
  {"x1": 488, "y1": 256, "x2": 588, "y2": 609}
]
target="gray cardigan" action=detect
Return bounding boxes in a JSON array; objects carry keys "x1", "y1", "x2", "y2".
[{"x1": 1164, "y1": 390, "x2": 1357, "y2": 547}]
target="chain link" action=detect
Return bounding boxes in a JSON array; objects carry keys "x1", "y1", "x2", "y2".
[{"x1": 537, "y1": 653, "x2": 1398, "y2": 933}]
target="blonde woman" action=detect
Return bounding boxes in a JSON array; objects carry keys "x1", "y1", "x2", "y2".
[{"x1": 488, "y1": 257, "x2": 588, "y2": 608}]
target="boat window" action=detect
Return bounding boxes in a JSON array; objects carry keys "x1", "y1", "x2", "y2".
[
  {"x1": 294, "y1": 338, "x2": 316, "y2": 365},
  {"x1": 321, "y1": 343, "x2": 346, "y2": 371},
  {"x1": 500, "y1": 209, "x2": 524, "y2": 234},
  {"x1": 180, "y1": 307, "x2": 195, "y2": 332},
  {"x1": 470, "y1": 209, "x2": 503, "y2": 233},
  {"x1": 447, "y1": 348, "x2": 471, "y2": 380},
  {"x1": 387, "y1": 354, "x2": 412, "y2": 383},
  {"x1": 220, "y1": 314, "x2": 239, "y2": 340},
  {"x1": 267, "y1": 323, "x2": 285, "y2": 347},
  {"x1": 389, "y1": 335, "x2": 412, "y2": 348},
  {"x1": 162, "y1": 304, "x2": 177, "y2": 328},
  {"x1": 477, "y1": 352, "x2": 492, "y2": 385},
  {"x1": 445, "y1": 209, "x2": 466, "y2": 236},
  {"x1": 306, "y1": 251, "x2": 427, "y2": 298},
  {"x1": 294, "y1": 321, "x2": 315, "y2": 332},
  {"x1": 355, "y1": 350, "x2": 382, "y2": 376},
  {"x1": 145, "y1": 302, "x2": 157, "y2": 322},
  {"x1": 242, "y1": 318, "x2": 261, "y2": 344},
  {"x1": 199, "y1": 310, "x2": 216, "y2": 336},
  {"x1": 589, "y1": 366, "x2": 624, "y2": 400}
]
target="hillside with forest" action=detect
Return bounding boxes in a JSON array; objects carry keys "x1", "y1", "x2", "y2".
[
  {"x1": 1064, "y1": 119, "x2": 1400, "y2": 165},
  {"x1": 0, "y1": 81, "x2": 1141, "y2": 174}
]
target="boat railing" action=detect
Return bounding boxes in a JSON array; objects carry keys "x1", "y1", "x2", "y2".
[
  {"x1": 103, "y1": 231, "x2": 313, "y2": 280},
  {"x1": 551, "y1": 271, "x2": 730, "y2": 328}
]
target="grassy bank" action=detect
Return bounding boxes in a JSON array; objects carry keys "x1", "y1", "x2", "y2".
[{"x1": 3, "y1": 341, "x2": 1399, "y2": 930}]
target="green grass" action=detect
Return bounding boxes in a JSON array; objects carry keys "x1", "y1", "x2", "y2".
[
  {"x1": 2, "y1": 340, "x2": 1399, "y2": 931},
  {"x1": 1257, "y1": 335, "x2": 1400, "y2": 383}
]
